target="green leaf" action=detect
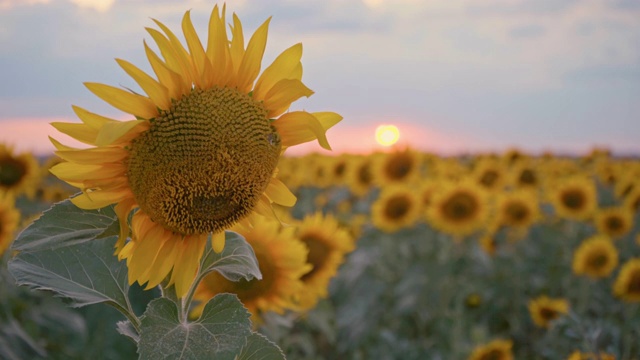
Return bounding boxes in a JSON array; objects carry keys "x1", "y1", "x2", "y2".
[
  {"x1": 236, "y1": 332, "x2": 286, "y2": 360},
  {"x1": 12, "y1": 199, "x2": 117, "y2": 252},
  {"x1": 137, "y1": 295, "x2": 251, "y2": 360},
  {"x1": 8, "y1": 199, "x2": 129, "y2": 308},
  {"x1": 8, "y1": 236, "x2": 130, "y2": 308},
  {"x1": 199, "y1": 231, "x2": 261, "y2": 282}
]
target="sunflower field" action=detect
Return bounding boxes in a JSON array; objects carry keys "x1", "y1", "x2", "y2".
[{"x1": 1, "y1": 141, "x2": 639, "y2": 359}]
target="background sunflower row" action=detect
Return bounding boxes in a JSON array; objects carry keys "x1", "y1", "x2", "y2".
[{"x1": 1, "y1": 143, "x2": 639, "y2": 359}]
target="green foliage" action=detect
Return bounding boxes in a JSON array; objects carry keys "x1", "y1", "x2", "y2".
[{"x1": 138, "y1": 295, "x2": 251, "y2": 360}]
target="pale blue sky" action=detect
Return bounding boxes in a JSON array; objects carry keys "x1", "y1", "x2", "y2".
[{"x1": 1, "y1": 0, "x2": 638, "y2": 154}]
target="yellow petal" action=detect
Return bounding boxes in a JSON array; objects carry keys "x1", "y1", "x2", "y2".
[
  {"x1": 70, "y1": 187, "x2": 130, "y2": 209},
  {"x1": 182, "y1": 10, "x2": 210, "y2": 87},
  {"x1": 129, "y1": 225, "x2": 165, "y2": 284},
  {"x1": 113, "y1": 198, "x2": 135, "y2": 255},
  {"x1": 235, "y1": 17, "x2": 270, "y2": 92},
  {"x1": 253, "y1": 195, "x2": 276, "y2": 219},
  {"x1": 151, "y1": 20, "x2": 196, "y2": 85},
  {"x1": 272, "y1": 111, "x2": 332, "y2": 150},
  {"x1": 85, "y1": 82, "x2": 157, "y2": 119},
  {"x1": 72, "y1": 106, "x2": 113, "y2": 130},
  {"x1": 254, "y1": 43, "x2": 302, "y2": 101},
  {"x1": 95, "y1": 119, "x2": 148, "y2": 147},
  {"x1": 144, "y1": 40, "x2": 188, "y2": 99},
  {"x1": 50, "y1": 162, "x2": 125, "y2": 181},
  {"x1": 51, "y1": 122, "x2": 98, "y2": 144},
  {"x1": 55, "y1": 146, "x2": 128, "y2": 164},
  {"x1": 145, "y1": 236, "x2": 180, "y2": 289},
  {"x1": 206, "y1": 5, "x2": 230, "y2": 85},
  {"x1": 229, "y1": 13, "x2": 245, "y2": 74},
  {"x1": 212, "y1": 231, "x2": 225, "y2": 254},
  {"x1": 263, "y1": 79, "x2": 314, "y2": 118},
  {"x1": 116, "y1": 58, "x2": 171, "y2": 111},
  {"x1": 312, "y1": 111, "x2": 343, "y2": 131},
  {"x1": 265, "y1": 178, "x2": 297, "y2": 207},
  {"x1": 173, "y1": 235, "x2": 207, "y2": 297}
]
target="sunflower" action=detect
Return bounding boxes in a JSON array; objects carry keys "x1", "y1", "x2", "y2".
[
  {"x1": 572, "y1": 234, "x2": 618, "y2": 279},
  {"x1": 49, "y1": 6, "x2": 341, "y2": 297},
  {"x1": 528, "y1": 295, "x2": 569, "y2": 328},
  {"x1": 327, "y1": 154, "x2": 350, "y2": 186},
  {"x1": 467, "y1": 339, "x2": 513, "y2": 360},
  {"x1": 296, "y1": 212, "x2": 355, "y2": 310},
  {"x1": 0, "y1": 193, "x2": 20, "y2": 256},
  {"x1": 594, "y1": 206, "x2": 633, "y2": 239},
  {"x1": 371, "y1": 185, "x2": 421, "y2": 233},
  {"x1": 472, "y1": 158, "x2": 506, "y2": 192},
  {"x1": 623, "y1": 187, "x2": 640, "y2": 212},
  {"x1": 425, "y1": 180, "x2": 489, "y2": 237},
  {"x1": 495, "y1": 190, "x2": 540, "y2": 230},
  {"x1": 613, "y1": 258, "x2": 640, "y2": 302},
  {"x1": 549, "y1": 177, "x2": 597, "y2": 221},
  {"x1": 509, "y1": 162, "x2": 541, "y2": 190},
  {"x1": 346, "y1": 155, "x2": 374, "y2": 197},
  {"x1": 372, "y1": 147, "x2": 421, "y2": 186},
  {"x1": 0, "y1": 144, "x2": 40, "y2": 198},
  {"x1": 191, "y1": 216, "x2": 310, "y2": 323},
  {"x1": 566, "y1": 350, "x2": 616, "y2": 360}
]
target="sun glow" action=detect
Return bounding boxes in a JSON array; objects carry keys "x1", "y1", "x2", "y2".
[{"x1": 375, "y1": 125, "x2": 400, "y2": 147}]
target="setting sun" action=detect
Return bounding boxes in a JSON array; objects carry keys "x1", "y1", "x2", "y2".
[{"x1": 375, "y1": 125, "x2": 400, "y2": 147}]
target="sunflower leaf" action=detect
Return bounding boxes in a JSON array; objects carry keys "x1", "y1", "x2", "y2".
[
  {"x1": 199, "y1": 231, "x2": 262, "y2": 282},
  {"x1": 11, "y1": 199, "x2": 118, "y2": 251},
  {"x1": 236, "y1": 332, "x2": 286, "y2": 360},
  {"x1": 137, "y1": 295, "x2": 251, "y2": 360},
  {"x1": 8, "y1": 199, "x2": 129, "y2": 309}
]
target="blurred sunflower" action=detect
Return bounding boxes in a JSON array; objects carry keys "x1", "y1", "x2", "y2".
[
  {"x1": 572, "y1": 234, "x2": 618, "y2": 279},
  {"x1": 346, "y1": 155, "x2": 374, "y2": 197},
  {"x1": 416, "y1": 178, "x2": 441, "y2": 212},
  {"x1": 510, "y1": 162, "x2": 540, "y2": 190},
  {"x1": 467, "y1": 339, "x2": 513, "y2": 360},
  {"x1": 566, "y1": 350, "x2": 616, "y2": 360},
  {"x1": 549, "y1": 177, "x2": 597, "y2": 221},
  {"x1": 49, "y1": 6, "x2": 341, "y2": 297},
  {"x1": 495, "y1": 190, "x2": 540, "y2": 230},
  {"x1": 328, "y1": 154, "x2": 350, "y2": 186},
  {"x1": 613, "y1": 258, "x2": 640, "y2": 302},
  {"x1": 528, "y1": 295, "x2": 569, "y2": 328},
  {"x1": 191, "y1": 217, "x2": 310, "y2": 323},
  {"x1": 296, "y1": 212, "x2": 355, "y2": 310},
  {"x1": 426, "y1": 180, "x2": 488, "y2": 237},
  {"x1": 373, "y1": 148, "x2": 421, "y2": 186},
  {"x1": 0, "y1": 193, "x2": 20, "y2": 256},
  {"x1": 472, "y1": 158, "x2": 506, "y2": 192},
  {"x1": 623, "y1": 187, "x2": 640, "y2": 212},
  {"x1": 594, "y1": 206, "x2": 633, "y2": 239},
  {"x1": 371, "y1": 185, "x2": 421, "y2": 233},
  {"x1": 0, "y1": 144, "x2": 40, "y2": 198},
  {"x1": 479, "y1": 232, "x2": 498, "y2": 256}
]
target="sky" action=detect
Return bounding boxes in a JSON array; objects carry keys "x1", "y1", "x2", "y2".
[{"x1": 0, "y1": 0, "x2": 639, "y2": 156}]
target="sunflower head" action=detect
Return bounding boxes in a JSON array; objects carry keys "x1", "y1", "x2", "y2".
[
  {"x1": 192, "y1": 217, "x2": 310, "y2": 323},
  {"x1": 296, "y1": 212, "x2": 355, "y2": 310},
  {"x1": 373, "y1": 148, "x2": 421, "y2": 186},
  {"x1": 0, "y1": 144, "x2": 40, "y2": 198},
  {"x1": 572, "y1": 234, "x2": 618, "y2": 279},
  {"x1": 426, "y1": 180, "x2": 488, "y2": 237},
  {"x1": 528, "y1": 295, "x2": 569, "y2": 328},
  {"x1": 613, "y1": 258, "x2": 640, "y2": 302},
  {"x1": 50, "y1": 6, "x2": 341, "y2": 297},
  {"x1": 496, "y1": 190, "x2": 540, "y2": 229},
  {"x1": 347, "y1": 155, "x2": 374, "y2": 196},
  {"x1": 549, "y1": 177, "x2": 597, "y2": 221},
  {"x1": 371, "y1": 185, "x2": 421, "y2": 233},
  {"x1": 468, "y1": 339, "x2": 514, "y2": 360},
  {"x1": 594, "y1": 206, "x2": 633, "y2": 239}
]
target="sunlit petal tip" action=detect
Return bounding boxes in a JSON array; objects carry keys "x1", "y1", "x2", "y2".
[
  {"x1": 265, "y1": 178, "x2": 297, "y2": 207},
  {"x1": 84, "y1": 82, "x2": 158, "y2": 119}
]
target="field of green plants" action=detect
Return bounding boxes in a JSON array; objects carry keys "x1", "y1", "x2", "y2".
[{"x1": 1, "y1": 145, "x2": 639, "y2": 359}]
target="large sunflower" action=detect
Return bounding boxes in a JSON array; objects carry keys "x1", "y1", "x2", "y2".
[
  {"x1": 467, "y1": 339, "x2": 513, "y2": 360},
  {"x1": 296, "y1": 212, "x2": 355, "y2": 310},
  {"x1": 0, "y1": 193, "x2": 20, "y2": 256},
  {"x1": 572, "y1": 235, "x2": 618, "y2": 279},
  {"x1": 0, "y1": 144, "x2": 40, "y2": 198},
  {"x1": 190, "y1": 216, "x2": 310, "y2": 323},
  {"x1": 49, "y1": 6, "x2": 341, "y2": 297},
  {"x1": 528, "y1": 295, "x2": 569, "y2": 328},
  {"x1": 613, "y1": 258, "x2": 640, "y2": 302},
  {"x1": 425, "y1": 180, "x2": 489, "y2": 237}
]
